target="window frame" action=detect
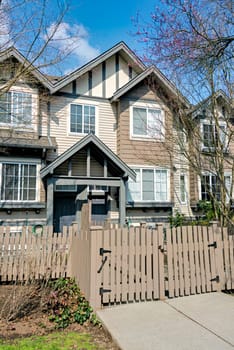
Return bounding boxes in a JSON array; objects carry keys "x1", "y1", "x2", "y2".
[
  {"x1": 198, "y1": 172, "x2": 232, "y2": 202},
  {"x1": 179, "y1": 173, "x2": 187, "y2": 204},
  {"x1": 130, "y1": 103, "x2": 165, "y2": 141},
  {"x1": 0, "y1": 161, "x2": 40, "y2": 202},
  {"x1": 69, "y1": 103, "x2": 97, "y2": 136},
  {"x1": 0, "y1": 90, "x2": 34, "y2": 128},
  {"x1": 127, "y1": 166, "x2": 170, "y2": 203},
  {"x1": 200, "y1": 119, "x2": 227, "y2": 151}
]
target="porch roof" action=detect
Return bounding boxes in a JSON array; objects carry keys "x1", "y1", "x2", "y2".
[{"x1": 40, "y1": 133, "x2": 136, "y2": 181}]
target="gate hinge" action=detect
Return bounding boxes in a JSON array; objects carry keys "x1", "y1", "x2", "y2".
[
  {"x1": 99, "y1": 287, "x2": 111, "y2": 295},
  {"x1": 100, "y1": 248, "x2": 111, "y2": 256},
  {"x1": 208, "y1": 241, "x2": 217, "y2": 248},
  {"x1": 210, "y1": 275, "x2": 220, "y2": 283}
]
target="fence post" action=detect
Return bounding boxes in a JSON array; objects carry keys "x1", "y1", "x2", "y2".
[
  {"x1": 89, "y1": 226, "x2": 103, "y2": 311},
  {"x1": 158, "y1": 223, "x2": 165, "y2": 300}
]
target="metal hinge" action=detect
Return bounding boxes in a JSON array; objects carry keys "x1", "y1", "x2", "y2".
[
  {"x1": 99, "y1": 287, "x2": 111, "y2": 295},
  {"x1": 99, "y1": 248, "x2": 111, "y2": 256},
  {"x1": 208, "y1": 241, "x2": 217, "y2": 248}
]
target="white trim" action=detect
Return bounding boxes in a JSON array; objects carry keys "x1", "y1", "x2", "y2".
[
  {"x1": 68, "y1": 102, "x2": 98, "y2": 137},
  {"x1": 127, "y1": 165, "x2": 170, "y2": 202}
]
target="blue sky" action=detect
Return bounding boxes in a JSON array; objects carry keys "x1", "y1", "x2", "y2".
[{"x1": 50, "y1": 0, "x2": 157, "y2": 73}]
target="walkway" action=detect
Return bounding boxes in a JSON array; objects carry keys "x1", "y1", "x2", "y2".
[{"x1": 97, "y1": 292, "x2": 234, "y2": 350}]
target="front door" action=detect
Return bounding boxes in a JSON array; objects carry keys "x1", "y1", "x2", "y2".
[{"x1": 54, "y1": 193, "x2": 76, "y2": 232}]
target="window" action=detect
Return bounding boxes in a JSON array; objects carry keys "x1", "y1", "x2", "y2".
[
  {"x1": 180, "y1": 174, "x2": 187, "y2": 203},
  {"x1": 70, "y1": 104, "x2": 96, "y2": 134},
  {"x1": 131, "y1": 106, "x2": 164, "y2": 139},
  {"x1": 200, "y1": 173, "x2": 231, "y2": 202},
  {"x1": 201, "y1": 121, "x2": 226, "y2": 149},
  {"x1": 0, "y1": 163, "x2": 38, "y2": 201},
  {"x1": 127, "y1": 168, "x2": 169, "y2": 202},
  {"x1": 0, "y1": 91, "x2": 32, "y2": 126}
]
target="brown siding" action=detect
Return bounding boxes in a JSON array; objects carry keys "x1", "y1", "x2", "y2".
[{"x1": 117, "y1": 83, "x2": 173, "y2": 167}]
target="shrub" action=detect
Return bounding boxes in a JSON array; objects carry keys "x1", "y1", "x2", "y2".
[{"x1": 47, "y1": 277, "x2": 100, "y2": 329}]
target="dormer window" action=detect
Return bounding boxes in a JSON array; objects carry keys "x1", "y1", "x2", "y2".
[{"x1": 0, "y1": 91, "x2": 32, "y2": 126}]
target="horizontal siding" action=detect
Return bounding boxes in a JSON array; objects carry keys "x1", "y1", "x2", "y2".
[
  {"x1": 118, "y1": 100, "x2": 172, "y2": 166},
  {"x1": 48, "y1": 96, "x2": 116, "y2": 160}
]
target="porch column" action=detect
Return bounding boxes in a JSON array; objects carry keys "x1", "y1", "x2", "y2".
[
  {"x1": 47, "y1": 177, "x2": 54, "y2": 226},
  {"x1": 119, "y1": 177, "x2": 126, "y2": 226}
]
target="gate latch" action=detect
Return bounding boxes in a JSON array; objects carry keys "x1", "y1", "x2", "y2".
[
  {"x1": 210, "y1": 275, "x2": 220, "y2": 283},
  {"x1": 208, "y1": 241, "x2": 217, "y2": 248},
  {"x1": 99, "y1": 248, "x2": 111, "y2": 256}
]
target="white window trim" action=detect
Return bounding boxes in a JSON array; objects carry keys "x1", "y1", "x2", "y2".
[
  {"x1": 179, "y1": 173, "x2": 188, "y2": 204},
  {"x1": 129, "y1": 102, "x2": 165, "y2": 141},
  {"x1": 127, "y1": 165, "x2": 170, "y2": 202},
  {"x1": 200, "y1": 119, "x2": 227, "y2": 150},
  {"x1": 0, "y1": 161, "x2": 40, "y2": 202},
  {"x1": 68, "y1": 102, "x2": 98, "y2": 136},
  {"x1": 198, "y1": 171, "x2": 232, "y2": 202},
  {"x1": 0, "y1": 87, "x2": 38, "y2": 131}
]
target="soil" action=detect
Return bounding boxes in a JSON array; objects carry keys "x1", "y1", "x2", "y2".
[{"x1": 0, "y1": 285, "x2": 119, "y2": 349}]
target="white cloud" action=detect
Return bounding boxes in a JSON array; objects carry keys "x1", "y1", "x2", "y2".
[{"x1": 45, "y1": 22, "x2": 100, "y2": 67}]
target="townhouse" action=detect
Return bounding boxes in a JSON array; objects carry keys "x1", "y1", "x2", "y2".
[{"x1": 0, "y1": 42, "x2": 232, "y2": 231}]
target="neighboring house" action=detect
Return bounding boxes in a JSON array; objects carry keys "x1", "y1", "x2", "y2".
[
  {"x1": 188, "y1": 91, "x2": 234, "y2": 212},
  {"x1": 0, "y1": 42, "x2": 232, "y2": 231}
]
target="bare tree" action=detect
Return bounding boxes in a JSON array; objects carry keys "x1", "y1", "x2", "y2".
[{"x1": 135, "y1": 0, "x2": 234, "y2": 225}]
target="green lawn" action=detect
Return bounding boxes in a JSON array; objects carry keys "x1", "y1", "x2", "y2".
[{"x1": 0, "y1": 332, "x2": 102, "y2": 350}]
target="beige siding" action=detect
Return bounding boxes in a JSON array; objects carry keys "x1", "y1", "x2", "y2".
[
  {"x1": 92, "y1": 65, "x2": 102, "y2": 97},
  {"x1": 90, "y1": 156, "x2": 104, "y2": 177},
  {"x1": 60, "y1": 83, "x2": 73, "y2": 93},
  {"x1": 105, "y1": 56, "x2": 116, "y2": 98},
  {"x1": 119, "y1": 56, "x2": 130, "y2": 87},
  {"x1": 77, "y1": 73, "x2": 89, "y2": 95},
  {"x1": 48, "y1": 95, "x2": 116, "y2": 161}
]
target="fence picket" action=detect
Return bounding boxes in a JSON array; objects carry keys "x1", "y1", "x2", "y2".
[
  {"x1": 146, "y1": 228, "x2": 153, "y2": 300},
  {"x1": 208, "y1": 225, "x2": 217, "y2": 291},
  {"x1": 103, "y1": 229, "x2": 110, "y2": 304},
  {"x1": 110, "y1": 228, "x2": 116, "y2": 303},
  {"x1": 198, "y1": 226, "x2": 206, "y2": 292},
  {"x1": 187, "y1": 226, "x2": 196, "y2": 294},
  {"x1": 135, "y1": 227, "x2": 140, "y2": 301},
  {"x1": 172, "y1": 227, "x2": 179, "y2": 297},
  {"x1": 193, "y1": 226, "x2": 201, "y2": 293},
  {"x1": 121, "y1": 228, "x2": 128, "y2": 302},
  {"x1": 177, "y1": 227, "x2": 184, "y2": 296},
  {"x1": 115, "y1": 228, "x2": 121, "y2": 303},
  {"x1": 152, "y1": 227, "x2": 159, "y2": 299},
  {"x1": 229, "y1": 232, "x2": 234, "y2": 290},
  {"x1": 128, "y1": 227, "x2": 135, "y2": 301},
  {"x1": 140, "y1": 226, "x2": 146, "y2": 301},
  {"x1": 167, "y1": 228, "x2": 174, "y2": 298},
  {"x1": 223, "y1": 227, "x2": 231, "y2": 290}
]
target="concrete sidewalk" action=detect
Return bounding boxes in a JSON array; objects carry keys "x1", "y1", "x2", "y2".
[{"x1": 97, "y1": 293, "x2": 234, "y2": 350}]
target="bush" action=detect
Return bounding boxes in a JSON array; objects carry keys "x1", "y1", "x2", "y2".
[{"x1": 47, "y1": 278, "x2": 100, "y2": 329}]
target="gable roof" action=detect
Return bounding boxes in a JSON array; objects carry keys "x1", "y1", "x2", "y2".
[
  {"x1": 110, "y1": 65, "x2": 190, "y2": 107},
  {"x1": 0, "y1": 47, "x2": 53, "y2": 90},
  {"x1": 40, "y1": 133, "x2": 136, "y2": 180},
  {"x1": 190, "y1": 90, "x2": 233, "y2": 118},
  {"x1": 50, "y1": 41, "x2": 146, "y2": 94}
]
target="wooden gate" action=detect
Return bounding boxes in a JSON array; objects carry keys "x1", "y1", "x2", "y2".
[
  {"x1": 71, "y1": 222, "x2": 234, "y2": 310},
  {"x1": 98, "y1": 225, "x2": 165, "y2": 306}
]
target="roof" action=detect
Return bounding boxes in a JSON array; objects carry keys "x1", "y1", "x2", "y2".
[
  {"x1": 40, "y1": 133, "x2": 136, "y2": 180},
  {"x1": 50, "y1": 41, "x2": 146, "y2": 94},
  {"x1": 189, "y1": 90, "x2": 233, "y2": 117},
  {"x1": 0, "y1": 136, "x2": 57, "y2": 149},
  {"x1": 0, "y1": 47, "x2": 54, "y2": 90},
  {"x1": 110, "y1": 65, "x2": 190, "y2": 107}
]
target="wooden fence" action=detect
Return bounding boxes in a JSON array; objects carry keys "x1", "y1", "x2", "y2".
[
  {"x1": 71, "y1": 223, "x2": 234, "y2": 310},
  {"x1": 0, "y1": 222, "x2": 233, "y2": 311},
  {"x1": 0, "y1": 225, "x2": 74, "y2": 282}
]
